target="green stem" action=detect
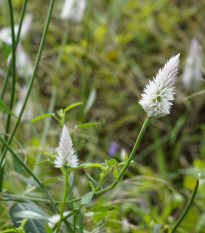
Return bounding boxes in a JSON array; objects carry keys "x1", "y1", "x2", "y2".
[
  {"x1": 56, "y1": 168, "x2": 69, "y2": 233},
  {"x1": 95, "y1": 117, "x2": 150, "y2": 195},
  {"x1": 67, "y1": 174, "x2": 76, "y2": 233},
  {"x1": 171, "y1": 174, "x2": 200, "y2": 233},
  {"x1": 5, "y1": 0, "x2": 16, "y2": 139},
  {"x1": 0, "y1": 0, "x2": 28, "y2": 100},
  {"x1": 0, "y1": 135, "x2": 58, "y2": 213},
  {"x1": 0, "y1": 0, "x2": 56, "y2": 191}
]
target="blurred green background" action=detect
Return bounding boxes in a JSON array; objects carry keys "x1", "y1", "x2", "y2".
[{"x1": 0, "y1": 0, "x2": 205, "y2": 232}]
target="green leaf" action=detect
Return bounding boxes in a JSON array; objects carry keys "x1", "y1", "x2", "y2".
[
  {"x1": 75, "y1": 122, "x2": 100, "y2": 129},
  {"x1": 42, "y1": 177, "x2": 59, "y2": 185},
  {"x1": 10, "y1": 202, "x2": 48, "y2": 233},
  {"x1": 2, "y1": 41, "x2": 12, "y2": 59},
  {"x1": 113, "y1": 166, "x2": 118, "y2": 179},
  {"x1": 0, "y1": 98, "x2": 16, "y2": 117},
  {"x1": 31, "y1": 113, "x2": 55, "y2": 123},
  {"x1": 81, "y1": 192, "x2": 94, "y2": 205},
  {"x1": 84, "y1": 89, "x2": 96, "y2": 113},
  {"x1": 45, "y1": 223, "x2": 53, "y2": 233},
  {"x1": 13, "y1": 210, "x2": 48, "y2": 221},
  {"x1": 106, "y1": 159, "x2": 117, "y2": 166},
  {"x1": 64, "y1": 102, "x2": 83, "y2": 113}
]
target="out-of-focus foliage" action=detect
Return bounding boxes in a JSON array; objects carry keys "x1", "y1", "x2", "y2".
[{"x1": 0, "y1": 0, "x2": 205, "y2": 232}]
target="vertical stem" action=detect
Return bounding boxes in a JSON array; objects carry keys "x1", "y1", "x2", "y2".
[
  {"x1": 68, "y1": 173, "x2": 76, "y2": 233},
  {"x1": 56, "y1": 168, "x2": 69, "y2": 233},
  {"x1": 95, "y1": 117, "x2": 150, "y2": 195},
  {"x1": 0, "y1": 0, "x2": 56, "y2": 191},
  {"x1": 6, "y1": 0, "x2": 16, "y2": 139},
  {"x1": 171, "y1": 174, "x2": 200, "y2": 233},
  {"x1": 0, "y1": 0, "x2": 28, "y2": 100}
]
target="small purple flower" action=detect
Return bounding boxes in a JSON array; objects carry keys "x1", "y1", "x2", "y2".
[{"x1": 108, "y1": 142, "x2": 119, "y2": 156}]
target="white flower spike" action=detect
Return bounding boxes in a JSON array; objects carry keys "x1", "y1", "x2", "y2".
[
  {"x1": 139, "y1": 54, "x2": 180, "y2": 118},
  {"x1": 61, "y1": 0, "x2": 86, "y2": 22},
  {"x1": 54, "y1": 126, "x2": 78, "y2": 168}
]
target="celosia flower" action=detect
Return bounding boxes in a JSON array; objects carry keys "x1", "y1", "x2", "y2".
[
  {"x1": 61, "y1": 0, "x2": 86, "y2": 22},
  {"x1": 54, "y1": 126, "x2": 78, "y2": 168},
  {"x1": 182, "y1": 39, "x2": 203, "y2": 91},
  {"x1": 139, "y1": 54, "x2": 180, "y2": 118}
]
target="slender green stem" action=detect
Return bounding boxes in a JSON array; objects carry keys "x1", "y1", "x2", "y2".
[
  {"x1": 56, "y1": 168, "x2": 69, "y2": 233},
  {"x1": 171, "y1": 174, "x2": 200, "y2": 233},
  {"x1": 0, "y1": 0, "x2": 28, "y2": 99},
  {"x1": 0, "y1": 0, "x2": 56, "y2": 191},
  {"x1": 95, "y1": 117, "x2": 150, "y2": 195},
  {"x1": 5, "y1": 0, "x2": 16, "y2": 139},
  {"x1": 0, "y1": 135, "x2": 58, "y2": 213},
  {"x1": 67, "y1": 173, "x2": 76, "y2": 233}
]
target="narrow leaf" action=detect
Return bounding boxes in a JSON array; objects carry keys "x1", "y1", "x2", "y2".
[
  {"x1": 113, "y1": 166, "x2": 118, "y2": 180},
  {"x1": 64, "y1": 102, "x2": 83, "y2": 113},
  {"x1": 0, "y1": 98, "x2": 16, "y2": 117},
  {"x1": 81, "y1": 192, "x2": 94, "y2": 205},
  {"x1": 31, "y1": 113, "x2": 55, "y2": 123},
  {"x1": 42, "y1": 177, "x2": 59, "y2": 185},
  {"x1": 75, "y1": 122, "x2": 100, "y2": 129}
]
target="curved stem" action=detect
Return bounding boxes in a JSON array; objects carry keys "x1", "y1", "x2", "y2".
[
  {"x1": 95, "y1": 117, "x2": 150, "y2": 195},
  {"x1": 171, "y1": 174, "x2": 200, "y2": 233},
  {"x1": 56, "y1": 168, "x2": 69, "y2": 233},
  {"x1": 0, "y1": 0, "x2": 56, "y2": 191},
  {"x1": 0, "y1": 0, "x2": 28, "y2": 100}
]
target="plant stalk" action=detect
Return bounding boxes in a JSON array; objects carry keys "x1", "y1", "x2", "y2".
[
  {"x1": 171, "y1": 174, "x2": 200, "y2": 233},
  {"x1": 95, "y1": 117, "x2": 150, "y2": 195},
  {"x1": 56, "y1": 168, "x2": 69, "y2": 233}
]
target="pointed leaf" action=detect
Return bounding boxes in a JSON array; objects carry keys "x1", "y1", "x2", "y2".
[
  {"x1": 113, "y1": 166, "x2": 118, "y2": 180},
  {"x1": 81, "y1": 192, "x2": 94, "y2": 205},
  {"x1": 75, "y1": 122, "x2": 100, "y2": 129},
  {"x1": 0, "y1": 98, "x2": 16, "y2": 117},
  {"x1": 31, "y1": 113, "x2": 55, "y2": 123},
  {"x1": 64, "y1": 102, "x2": 83, "y2": 113}
]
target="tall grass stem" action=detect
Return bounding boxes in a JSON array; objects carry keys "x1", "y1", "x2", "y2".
[{"x1": 0, "y1": 0, "x2": 56, "y2": 191}]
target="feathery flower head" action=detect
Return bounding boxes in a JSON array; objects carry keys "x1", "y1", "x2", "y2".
[
  {"x1": 139, "y1": 54, "x2": 180, "y2": 118},
  {"x1": 54, "y1": 126, "x2": 78, "y2": 168},
  {"x1": 182, "y1": 38, "x2": 203, "y2": 91},
  {"x1": 61, "y1": 0, "x2": 86, "y2": 22}
]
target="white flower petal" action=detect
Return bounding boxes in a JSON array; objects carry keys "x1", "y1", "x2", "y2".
[
  {"x1": 139, "y1": 54, "x2": 180, "y2": 118},
  {"x1": 54, "y1": 126, "x2": 79, "y2": 168}
]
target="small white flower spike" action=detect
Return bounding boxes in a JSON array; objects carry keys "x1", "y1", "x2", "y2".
[
  {"x1": 54, "y1": 126, "x2": 78, "y2": 168},
  {"x1": 139, "y1": 54, "x2": 180, "y2": 118},
  {"x1": 0, "y1": 14, "x2": 32, "y2": 45},
  {"x1": 182, "y1": 39, "x2": 203, "y2": 91},
  {"x1": 61, "y1": 0, "x2": 86, "y2": 22}
]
